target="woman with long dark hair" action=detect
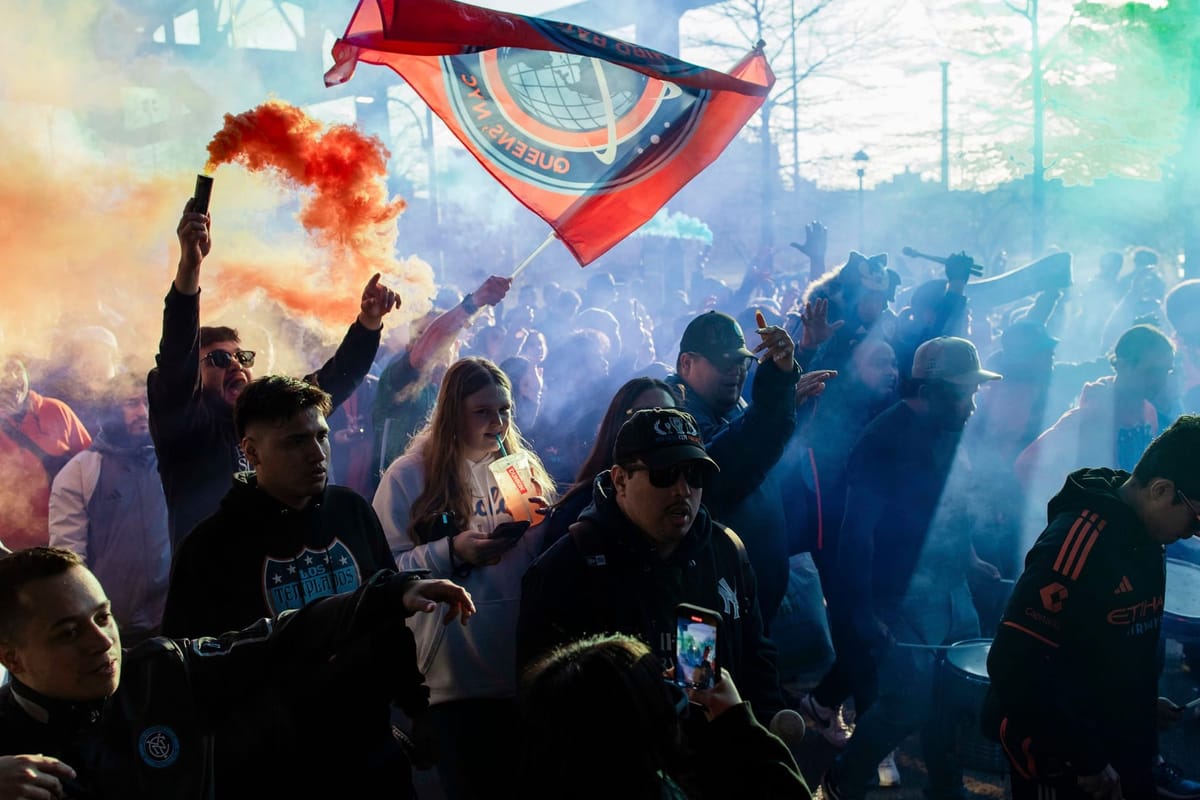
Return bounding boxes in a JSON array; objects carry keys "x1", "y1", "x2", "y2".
[{"x1": 539, "y1": 377, "x2": 678, "y2": 547}]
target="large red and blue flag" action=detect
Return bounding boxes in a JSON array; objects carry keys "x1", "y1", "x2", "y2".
[{"x1": 325, "y1": 0, "x2": 773, "y2": 265}]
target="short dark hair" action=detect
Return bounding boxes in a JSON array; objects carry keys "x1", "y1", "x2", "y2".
[
  {"x1": 557, "y1": 378, "x2": 679, "y2": 509},
  {"x1": 518, "y1": 633, "x2": 684, "y2": 798},
  {"x1": 234, "y1": 376, "x2": 332, "y2": 439},
  {"x1": 200, "y1": 326, "x2": 240, "y2": 349},
  {"x1": 0, "y1": 547, "x2": 84, "y2": 643},
  {"x1": 1112, "y1": 324, "x2": 1173, "y2": 366},
  {"x1": 1133, "y1": 415, "x2": 1200, "y2": 496}
]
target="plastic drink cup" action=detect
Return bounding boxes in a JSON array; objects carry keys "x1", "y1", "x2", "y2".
[{"x1": 488, "y1": 452, "x2": 534, "y2": 523}]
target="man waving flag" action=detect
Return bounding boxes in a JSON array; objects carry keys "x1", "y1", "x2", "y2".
[{"x1": 325, "y1": 0, "x2": 773, "y2": 265}]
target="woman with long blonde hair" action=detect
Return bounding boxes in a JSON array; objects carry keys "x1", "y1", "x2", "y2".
[{"x1": 373, "y1": 356, "x2": 554, "y2": 799}]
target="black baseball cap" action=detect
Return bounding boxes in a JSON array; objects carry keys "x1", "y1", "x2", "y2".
[
  {"x1": 613, "y1": 408, "x2": 720, "y2": 471},
  {"x1": 679, "y1": 311, "x2": 754, "y2": 364}
]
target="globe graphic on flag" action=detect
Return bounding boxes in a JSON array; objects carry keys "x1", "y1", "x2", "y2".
[{"x1": 501, "y1": 51, "x2": 646, "y2": 132}]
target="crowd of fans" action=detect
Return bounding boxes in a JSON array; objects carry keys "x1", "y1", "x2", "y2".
[{"x1": 0, "y1": 203, "x2": 1198, "y2": 800}]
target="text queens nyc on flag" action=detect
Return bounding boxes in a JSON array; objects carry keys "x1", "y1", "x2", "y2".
[{"x1": 325, "y1": 0, "x2": 773, "y2": 265}]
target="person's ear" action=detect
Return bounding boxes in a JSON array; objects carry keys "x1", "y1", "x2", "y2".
[
  {"x1": 678, "y1": 352, "x2": 699, "y2": 379},
  {"x1": 0, "y1": 641, "x2": 23, "y2": 675},
  {"x1": 612, "y1": 464, "x2": 629, "y2": 496},
  {"x1": 241, "y1": 436, "x2": 259, "y2": 468},
  {"x1": 1148, "y1": 477, "x2": 1176, "y2": 504}
]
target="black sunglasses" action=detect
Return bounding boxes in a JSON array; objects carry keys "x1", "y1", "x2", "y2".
[
  {"x1": 623, "y1": 462, "x2": 706, "y2": 489},
  {"x1": 202, "y1": 349, "x2": 255, "y2": 369}
]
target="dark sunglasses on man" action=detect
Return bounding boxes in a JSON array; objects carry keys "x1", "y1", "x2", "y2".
[
  {"x1": 623, "y1": 462, "x2": 706, "y2": 490},
  {"x1": 202, "y1": 349, "x2": 256, "y2": 369}
]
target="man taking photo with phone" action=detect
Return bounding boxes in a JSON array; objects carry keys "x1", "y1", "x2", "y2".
[{"x1": 517, "y1": 407, "x2": 788, "y2": 726}]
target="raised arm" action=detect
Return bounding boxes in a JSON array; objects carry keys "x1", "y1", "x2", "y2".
[
  {"x1": 149, "y1": 201, "x2": 210, "y2": 419},
  {"x1": 408, "y1": 275, "x2": 511, "y2": 372},
  {"x1": 305, "y1": 273, "x2": 399, "y2": 410}
]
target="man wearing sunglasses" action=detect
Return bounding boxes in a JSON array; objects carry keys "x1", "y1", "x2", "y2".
[
  {"x1": 518, "y1": 407, "x2": 788, "y2": 727},
  {"x1": 667, "y1": 310, "x2": 802, "y2": 628},
  {"x1": 149, "y1": 200, "x2": 400, "y2": 549},
  {"x1": 983, "y1": 414, "x2": 1200, "y2": 800}
]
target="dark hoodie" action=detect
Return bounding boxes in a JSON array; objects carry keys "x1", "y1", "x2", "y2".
[
  {"x1": 161, "y1": 475, "x2": 413, "y2": 797},
  {"x1": 983, "y1": 468, "x2": 1163, "y2": 785},
  {"x1": 162, "y1": 473, "x2": 395, "y2": 638},
  {"x1": 516, "y1": 471, "x2": 785, "y2": 721}
]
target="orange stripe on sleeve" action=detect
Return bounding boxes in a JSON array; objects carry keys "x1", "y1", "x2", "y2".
[
  {"x1": 1002, "y1": 620, "x2": 1061, "y2": 648},
  {"x1": 1069, "y1": 519, "x2": 1106, "y2": 581},
  {"x1": 1058, "y1": 518, "x2": 1094, "y2": 578},
  {"x1": 1052, "y1": 511, "x2": 1089, "y2": 573}
]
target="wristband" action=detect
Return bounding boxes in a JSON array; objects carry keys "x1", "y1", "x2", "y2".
[{"x1": 460, "y1": 293, "x2": 479, "y2": 315}]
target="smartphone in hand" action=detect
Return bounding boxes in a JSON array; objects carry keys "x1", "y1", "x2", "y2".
[
  {"x1": 490, "y1": 520, "x2": 530, "y2": 542},
  {"x1": 675, "y1": 603, "x2": 722, "y2": 690}
]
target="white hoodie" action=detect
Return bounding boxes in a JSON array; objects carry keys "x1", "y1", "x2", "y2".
[{"x1": 373, "y1": 447, "x2": 546, "y2": 704}]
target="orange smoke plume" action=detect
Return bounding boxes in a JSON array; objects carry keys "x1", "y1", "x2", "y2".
[{"x1": 204, "y1": 100, "x2": 408, "y2": 324}]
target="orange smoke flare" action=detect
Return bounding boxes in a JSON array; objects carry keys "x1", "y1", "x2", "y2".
[{"x1": 204, "y1": 100, "x2": 408, "y2": 324}]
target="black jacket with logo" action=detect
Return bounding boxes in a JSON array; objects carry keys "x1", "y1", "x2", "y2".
[
  {"x1": 516, "y1": 471, "x2": 785, "y2": 721},
  {"x1": 162, "y1": 473, "x2": 396, "y2": 638},
  {"x1": 983, "y1": 468, "x2": 1164, "y2": 782},
  {"x1": 0, "y1": 571, "x2": 427, "y2": 800},
  {"x1": 161, "y1": 475, "x2": 403, "y2": 796}
]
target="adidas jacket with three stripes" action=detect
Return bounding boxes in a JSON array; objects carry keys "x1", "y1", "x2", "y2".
[{"x1": 982, "y1": 468, "x2": 1163, "y2": 785}]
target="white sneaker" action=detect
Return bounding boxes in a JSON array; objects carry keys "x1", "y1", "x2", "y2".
[
  {"x1": 877, "y1": 750, "x2": 901, "y2": 787},
  {"x1": 798, "y1": 693, "x2": 854, "y2": 748}
]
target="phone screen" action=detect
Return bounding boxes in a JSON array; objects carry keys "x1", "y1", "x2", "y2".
[
  {"x1": 491, "y1": 520, "x2": 530, "y2": 541},
  {"x1": 675, "y1": 611, "x2": 718, "y2": 690}
]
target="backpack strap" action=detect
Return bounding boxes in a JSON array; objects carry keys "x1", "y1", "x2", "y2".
[{"x1": 0, "y1": 415, "x2": 74, "y2": 483}]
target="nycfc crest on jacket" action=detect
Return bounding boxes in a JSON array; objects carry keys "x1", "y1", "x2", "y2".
[
  {"x1": 263, "y1": 540, "x2": 362, "y2": 614},
  {"x1": 161, "y1": 475, "x2": 396, "y2": 640}
]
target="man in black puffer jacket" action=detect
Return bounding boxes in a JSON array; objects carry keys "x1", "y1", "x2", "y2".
[{"x1": 517, "y1": 407, "x2": 785, "y2": 723}]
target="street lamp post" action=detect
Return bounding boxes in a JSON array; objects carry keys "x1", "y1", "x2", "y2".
[
  {"x1": 853, "y1": 149, "x2": 869, "y2": 250},
  {"x1": 386, "y1": 96, "x2": 440, "y2": 225}
]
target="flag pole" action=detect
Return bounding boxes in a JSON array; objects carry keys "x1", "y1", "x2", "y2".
[{"x1": 510, "y1": 230, "x2": 559, "y2": 280}]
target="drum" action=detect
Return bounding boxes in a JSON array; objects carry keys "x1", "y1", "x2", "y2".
[
  {"x1": 937, "y1": 638, "x2": 1006, "y2": 774},
  {"x1": 1165, "y1": 558, "x2": 1200, "y2": 645}
]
